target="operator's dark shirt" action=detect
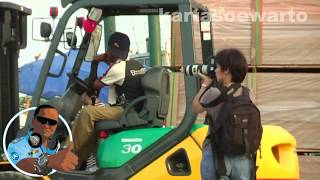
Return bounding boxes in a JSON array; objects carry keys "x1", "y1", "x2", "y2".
[{"x1": 99, "y1": 59, "x2": 145, "y2": 105}]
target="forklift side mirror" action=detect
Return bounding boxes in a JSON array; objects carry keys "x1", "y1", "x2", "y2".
[
  {"x1": 66, "y1": 32, "x2": 77, "y2": 48},
  {"x1": 40, "y1": 22, "x2": 52, "y2": 40},
  {"x1": 85, "y1": 24, "x2": 102, "y2": 61}
]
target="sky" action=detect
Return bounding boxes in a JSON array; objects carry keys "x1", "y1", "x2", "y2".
[{"x1": 2, "y1": 0, "x2": 171, "y2": 67}]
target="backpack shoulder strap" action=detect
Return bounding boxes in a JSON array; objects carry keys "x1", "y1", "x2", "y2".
[
  {"x1": 235, "y1": 86, "x2": 252, "y2": 104},
  {"x1": 226, "y1": 83, "x2": 241, "y2": 96},
  {"x1": 242, "y1": 86, "x2": 250, "y2": 97}
]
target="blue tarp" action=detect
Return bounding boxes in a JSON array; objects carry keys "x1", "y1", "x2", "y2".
[{"x1": 19, "y1": 50, "x2": 109, "y2": 103}]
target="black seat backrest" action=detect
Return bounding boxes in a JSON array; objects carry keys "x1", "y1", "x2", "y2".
[
  {"x1": 118, "y1": 67, "x2": 170, "y2": 128},
  {"x1": 140, "y1": 67, "x2": 170, "y2": 124}
]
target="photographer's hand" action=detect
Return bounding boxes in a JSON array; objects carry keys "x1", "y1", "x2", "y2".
[{"x1": 197, "y1": 72, "x2": 213, "y2": 87}]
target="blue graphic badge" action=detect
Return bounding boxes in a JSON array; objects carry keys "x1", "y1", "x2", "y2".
[{"x1": 11, "y1": 152, "x2": 19, "y2": 161}]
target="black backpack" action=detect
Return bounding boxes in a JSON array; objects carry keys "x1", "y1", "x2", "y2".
[
  {"x1": 211, "y1": 84, "x2": 263, "y2": 155},
  {"x1": 207, "y1": 84, "x2": 263, "y2": 179}
]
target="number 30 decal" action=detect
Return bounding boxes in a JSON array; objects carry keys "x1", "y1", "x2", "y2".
[{"x1": 121, "y1": 144, "x2": 142, "y2": 154}]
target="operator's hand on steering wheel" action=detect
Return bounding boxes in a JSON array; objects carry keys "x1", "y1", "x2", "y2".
[
  {"x1": 81, "y1": 92, "x2": 93, "y2": 106},
  {"x1": 93, "y1": 79, "x2": 104, "y2": 90},
  {"x1": 197, "y1": 72, "x2": 213, "y2": 87}
]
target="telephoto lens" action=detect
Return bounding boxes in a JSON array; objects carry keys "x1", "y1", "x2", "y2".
[
  {"x1": 184, "y1": 56, "x2": 216, "y2": 77},
  {"x1": 184, "y1": 64, "x2": 215, "y2": 77}
]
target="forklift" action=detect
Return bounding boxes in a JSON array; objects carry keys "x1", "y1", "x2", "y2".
[{"x1": 1, "y1": 0, "x2": 299, "y2": 179}]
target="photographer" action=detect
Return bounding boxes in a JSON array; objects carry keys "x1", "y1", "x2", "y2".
[{"x1": 193, "y1": 48, "x2": 260, "y2": 180}]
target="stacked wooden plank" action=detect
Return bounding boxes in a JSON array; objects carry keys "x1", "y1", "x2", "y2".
[{"x1": 169, "y1": 0, "x2": 320, "y2": 151}]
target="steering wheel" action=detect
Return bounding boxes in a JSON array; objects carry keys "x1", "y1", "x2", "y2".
[
  {"x1": 73, "y1": 76, "x2": 89, "y2": 91},
  {"x1": 87, "y1": 61, "x2": 99, "y2": 94},
  {"x1": 67, "y1": 73, "x2": 89, "y2": 91},
  {"x1": 67, "y1": 61, "x2": 99, "y2": 103}
]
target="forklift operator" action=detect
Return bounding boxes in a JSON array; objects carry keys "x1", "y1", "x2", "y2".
[{"x1": 71, "y1": 32, "x2": 146, "y2": 166}]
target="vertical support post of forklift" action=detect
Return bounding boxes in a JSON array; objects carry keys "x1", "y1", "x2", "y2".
[
  {"x1": 250, "y1": 0, "x2": 263, "y2": 95},
  {"x1": 255, "y1": 0, "x2": 263, "y2": 66},
  {"x1": 148, "y1": 15, "x2": 161, "y2": 66},
  {"x1": 0, "y1": 3, "x2": 31, "y2": 144},
  {"x1": 104, "y1": 16, "x2": 116, "y2": 51},
  {"x1": 178, "y1": 3, "x2": 198, "y2": 129}
]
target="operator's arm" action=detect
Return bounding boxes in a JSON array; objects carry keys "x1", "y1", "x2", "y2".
[
  {"x1": 93, "y1": 52, "x2": 109, "y2": 62},
  {"x1": 92, "y1": 62, "x2": 119, "y2": 90},
  {"x1": 93, "y1": 79, "x2": 104, "y2": 90},
  {"x1": 92, "y1": 62, "x2": 123, "y2": 90},
  {"x1": 99, "y1": 62, "x2": 125, "y2": 87}
]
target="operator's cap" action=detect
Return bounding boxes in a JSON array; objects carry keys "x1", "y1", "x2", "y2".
[{"x1": 108, "y1": 32, "x2": 130, "y2": 59}]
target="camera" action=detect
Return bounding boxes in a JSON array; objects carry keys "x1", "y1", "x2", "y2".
[{"x1": 184, "y1": 56, "x2": 216, "y2": 78}]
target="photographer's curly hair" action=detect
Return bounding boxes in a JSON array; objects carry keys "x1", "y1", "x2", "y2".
[{"x1": 215, "y1": 48, "x2": 248, "y2": 83}]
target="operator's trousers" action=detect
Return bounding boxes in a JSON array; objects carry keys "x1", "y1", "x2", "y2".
[{"x1": 71, "y1": 104, "x2": 124, "y2": 165}]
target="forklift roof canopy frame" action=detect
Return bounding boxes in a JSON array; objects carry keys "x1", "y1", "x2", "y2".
[{"x1": 61, "y1": 0, "x2": 208, "y2": 11}]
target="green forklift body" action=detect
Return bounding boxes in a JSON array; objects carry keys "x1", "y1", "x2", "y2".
[{"x1": 97, "y1": 128, "x2": 173, "y2": 168}]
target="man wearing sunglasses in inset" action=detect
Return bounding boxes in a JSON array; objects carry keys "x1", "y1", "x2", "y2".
[{"x1": 7, "y1": 104, "x2": 78, "y2": 175}]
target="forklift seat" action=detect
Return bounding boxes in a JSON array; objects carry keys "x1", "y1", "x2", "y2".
[{"x1": 95, "y1": 67, "x2": 170, "y2": 132}]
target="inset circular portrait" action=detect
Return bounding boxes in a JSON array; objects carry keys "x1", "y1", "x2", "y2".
[{"x1": 2, "y1": 104, "x2": 78, "y2": 177}]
